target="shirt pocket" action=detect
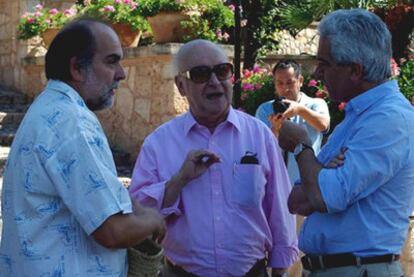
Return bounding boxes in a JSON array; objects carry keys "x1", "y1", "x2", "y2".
[{"x1": 232, "y1": 164, "x2": 266, "y2": 208}]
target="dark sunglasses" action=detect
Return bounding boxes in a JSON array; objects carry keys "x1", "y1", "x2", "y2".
[{"x1": 180, "y1": 63, "x2": 234, "y2": 84}]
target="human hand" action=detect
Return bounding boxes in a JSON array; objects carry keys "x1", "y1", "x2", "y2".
[
  {"x1": 288, "y1": 185, "x2": 314, "y2": 216},
  {"x1": 133, "y1": 201, "x2": 166, "y2": 243},
  {"x1": 326, "y1": 147, "x2": 347, "y2": 168},
  {"x1": 278, "y1": 120, "x2": 311, "y2": 152},
  {"x1": 176, "y1": 149, "x2": 221, "y2": 185},
  {"x1": 281, "y1": 99, "x2": 302, "y2": 119},
  {"x1": 268, "y1": 113, "x2": 284, "y2": 137}
]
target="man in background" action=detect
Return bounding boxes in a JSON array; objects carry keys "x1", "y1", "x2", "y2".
[{"x1": 256, "y1": 59, "x2": 330, "y2": 185}]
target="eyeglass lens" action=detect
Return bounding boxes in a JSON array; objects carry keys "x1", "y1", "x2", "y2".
[{"x1": 189, "y1": 63, "x2": 233, "y2": 83}]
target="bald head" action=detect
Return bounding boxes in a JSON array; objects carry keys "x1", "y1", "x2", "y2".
[{"x1": 174, "y1": 39, "x2": 228, "y2": 74}]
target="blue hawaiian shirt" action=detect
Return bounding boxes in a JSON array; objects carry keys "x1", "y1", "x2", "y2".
[{"x1": 0, "y1": 80, "x2": 132, "y2": 276}]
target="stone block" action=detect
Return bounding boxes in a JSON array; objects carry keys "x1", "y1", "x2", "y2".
[
  {"x1": 134, "y1": 98, "x2": 150, "y2": 122},
  {"x1": 115, "y1": 87, "x2": 133, "y2": 121}
]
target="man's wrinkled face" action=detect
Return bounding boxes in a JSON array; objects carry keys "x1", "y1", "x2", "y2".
[
  {"x1": 314, "y1": 38, "x2": 354, "y2": 102},
  {"x1": 81, "y1": 25, "x2": 125, "y2": 111},
  {"x1": 176, "y1": 45, "x2": 233, "y2": 122}
]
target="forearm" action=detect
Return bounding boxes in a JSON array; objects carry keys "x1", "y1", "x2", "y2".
[
  {"x1": 92, "y1": 212, "x2": 160, "y2": 248},
  {"x1": 298, "y1": 107, "x2": 330, "y2": 132},
  {"x1": 296, "y1": 149, "x2": 327, "y2": 213},
  {"x1": 162, "y1": 173, "x2": 188, "y2": 208}
]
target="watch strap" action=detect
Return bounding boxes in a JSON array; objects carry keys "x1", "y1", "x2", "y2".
[{"x1": 294, "y1": 143, "x2": 314, "y2": 159}]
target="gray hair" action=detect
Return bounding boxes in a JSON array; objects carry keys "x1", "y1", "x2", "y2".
[
  {"x1": 173, "y1": 39, "x2": 228, "y2": 75},
  {"x1": 318, "y1": 9, "x2": 392, "y2": 82}
]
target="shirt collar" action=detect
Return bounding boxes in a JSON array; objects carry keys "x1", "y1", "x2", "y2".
[
  {"x1": 45, "y1": 79, "x2": 87, "y2": 108},
  {"x1": 346, "y1": 80, "x2": 399, "y2": 115},
  {"x1": 183, "y1": 107, "x2": 241, "y2": 136}
]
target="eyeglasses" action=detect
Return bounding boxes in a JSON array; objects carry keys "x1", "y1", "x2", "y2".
[{"x1": 180, "y1": 63, "x2": 234, "y2": 84}]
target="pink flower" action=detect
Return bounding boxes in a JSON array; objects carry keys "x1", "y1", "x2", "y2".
[
  {"x1": 123, "y1": 0, "x2": 131, "y2": 3},
  {"x1": 216, "y1": 30, "x2": 222, "y2": 39},
  {"x1": 103, "y1": 5, "x2": 115, "y2": 12},
  {"x1": 242, "y1": 83, "x2": 254, "y2": 91},
  {"x1": 255, "y1": 83, "x2": 263, "y2": 90},
  {"x1": 307, "y1": 79, "x2": 318, "y2": 87},
  {"x1": 114, "y1": 0, "x2": 122, "y2": 3},
  {"x1": 34, "y1": 11, "x2": 42, "y2": 17},
  {"x1": 241, "y1": 19, "x2": 248, "y2": 27},
  {"x1": 35, "y1": 4, "x2": 43, "y2": 10},
  {"x1": 338, "y1": 102, "x2": 347, "y2": 112},
  {"x1": 222, "y1": 32, "x2": 230, "y2": 41},
  {"x1": 243, "y1": 69, "x2": 251, "y2": 78},
  {"x1": 228, "y1": 4, "x2": 235, "y2": 12},
  {"x1": 390, "y1": 58, "x2": 400, "y2": 76},
  {"x1": 27, "y1": 17, "x2": 35, "y2": 24},
  {"x1": 252, "y1": 65, "x2": 261, "y2": 73},
  {"x1": 315, "y1": 90, "x2": 325, "y2": 98},
  {"x1": 49, "y1": 8, "x2": 59, "y2": 15},
  {"x1": 64, "y1": 9, "x2": 75, "y2": 16},
  {"x1": 129, "y1": 2, "x2": 138, "y2": 10}
]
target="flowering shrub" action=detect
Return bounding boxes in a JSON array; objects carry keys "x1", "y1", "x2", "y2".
[
  {"x1": 138, "y1": 0, "x2": 234, "y2": 43},
  {"x1": 395, "y1": 57, "x2": 414, "y2": 106},
  {"x1": 78, "y1": 0, "x2": 148, "y2": 31},
  {"x1": 238, "y1": 65, "x2": 274, "y2": 115},
  {"x1": 17, "y1": 4, "x2": 76, "y2": 40},
  {"x1": 302, "y1": 76, "x2": 345, "y2": 131}
]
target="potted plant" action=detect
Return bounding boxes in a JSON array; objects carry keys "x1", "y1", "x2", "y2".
[
  {"x1": 17, "y1": 3, "x2": 77, "y2": 46},
  {"x1": 78, "y1": 0, "x2": 151, "y2": 47},
  {"x1": 138, "y1": 0, "x2": 234, "y2": 43}
]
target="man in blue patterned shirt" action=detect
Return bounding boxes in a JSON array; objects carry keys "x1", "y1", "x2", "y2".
[
  {"x1": 277, "y1": 9, "x2": 414, "y2": 277},
  {"x1": 0, "y1": 18, "x2": 165, "y2": 276}
]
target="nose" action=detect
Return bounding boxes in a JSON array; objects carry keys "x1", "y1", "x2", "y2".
[
  {"x1": 115, "y1": 64, "x2": 126, "y2": 81},
  {"x1": 207, "y1": 71, "x2": 221, "y2": 86}
]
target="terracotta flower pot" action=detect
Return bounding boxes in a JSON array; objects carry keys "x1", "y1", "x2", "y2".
[
  {"x1": 147, "y1": 11, "x2": 190, "y2": 43},
  {"x1": 41, "y1": 28, "x2": 60, "y2": 47},
  {"x1": 111, "y1": 23, "x2": 142, "y2": 48}
]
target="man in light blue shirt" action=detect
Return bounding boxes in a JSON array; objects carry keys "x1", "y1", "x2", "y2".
[
  {"x1": 0, "y1": 19, "x2": 165, "y2": 276},
  {"x1": 277, "y1": 9, "x2": 414, "y2": 277},
  {"x1": 256, "y1": 59, "x2": 330, "y2": 185}
]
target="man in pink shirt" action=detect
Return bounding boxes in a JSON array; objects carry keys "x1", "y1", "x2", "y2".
[{"x1": 129, "y1": 39, "x2": 298, "y2": 277}]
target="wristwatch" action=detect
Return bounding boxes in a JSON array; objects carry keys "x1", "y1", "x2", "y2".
[{"x1": 293, "y1": 143, "x2": 314, "y2": 158}]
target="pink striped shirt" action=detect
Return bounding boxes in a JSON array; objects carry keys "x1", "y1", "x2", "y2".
[{"x1": 129, "y1": 108, "x2": 298, "y2": 276}]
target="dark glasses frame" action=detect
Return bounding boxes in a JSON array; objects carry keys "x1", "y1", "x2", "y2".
[{"x1": 179, "y1": 63, "x2": 234, "y2": 84}]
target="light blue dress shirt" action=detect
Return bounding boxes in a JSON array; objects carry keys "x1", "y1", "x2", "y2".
[
  {"x1": 256, "y1": 93, "x2": 329, "y2": 184},
  {"x1": 301, "y1": 80, "x2": 414, "y2": 256},
  {"x1": 0, "y1": 80, "x2": 132, "y2": 276}
]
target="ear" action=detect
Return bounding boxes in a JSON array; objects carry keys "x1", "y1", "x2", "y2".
[
  {"x1": 298, "y1": 75, "x2": 304, "y2": 86},
  {"x1": 349, "y1": 63, "x2": 364, "y2": 82},
  {"x1": 175, "y1": 76, "x2": 186, "y2": 97},
  {"x1": 69, "y1": 56, "x2": 84, "y2": 82}
]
